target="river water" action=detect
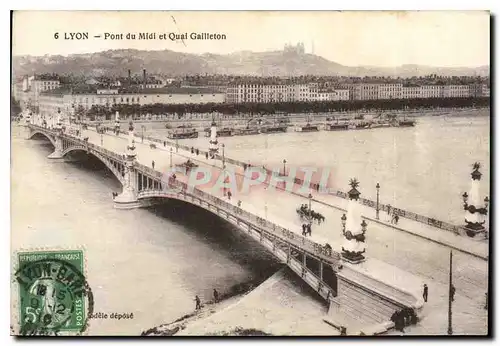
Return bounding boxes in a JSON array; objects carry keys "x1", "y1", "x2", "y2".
[
  {"x1": 157, "y1": 110, "x2": 490, "y2": 224},
  {"x1": 10, "y1": 128, "x2": 281, "y2": 335},
  {"x1": 10, "y1": 109, "x2": 490, "y2": 335}
]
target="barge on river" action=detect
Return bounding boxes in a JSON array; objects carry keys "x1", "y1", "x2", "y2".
[
  {"x1": 295, "y1": 123, "x2": 320, "y2": 132},
  {"x1": 204, "y1": 127, "x2": 234, "y2": 137},
  {"x1": 234, "y1": 127, "x2": 260, "y2": 136},
  {"x1": 260, "y1": 125, "x2": 288, "y2": 134},
  {"x1": 326, "y1": 123, "x2": 349, "y2": 131},
  {"x1": 167, "y1": 127, "x2": 199, "y2": 139}
]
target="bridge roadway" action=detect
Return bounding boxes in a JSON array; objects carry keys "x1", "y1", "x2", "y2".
[
  {"x1": 95, "y1": 127, "x2": 489, "y2": 333},
  {"x1": 29, "y1": 124, "x2": 488, "y2": 333}
]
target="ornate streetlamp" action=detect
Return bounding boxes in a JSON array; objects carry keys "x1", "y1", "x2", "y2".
[
  {"x1": 114, "y1": 111, "x2": 120, "y2": 136},
  {"x1": 308, "y1": 193, "x2": 313, "y2": 215},
  {"x1": 376, "y1": 182, "x2": 381, "y2": 220},
  {"x1": 462, "y1": 162, "x2": 489, "y2": 237},
  {"x1": 208, "y1": 116, "x2": 219, "y2": 158},
  {"x1": 222, "y1": 143, "x2": 225, "y2": 168},
  {"x1": 341, "y1": 178, "x2": 367, "y2": 264},
  {"x1": 341, "y1": 214, "x2": 347, "y2": 235}
]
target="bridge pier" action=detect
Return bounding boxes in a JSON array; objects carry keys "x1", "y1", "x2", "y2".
[
  {"x1": 114, "y1": 123, "x2": 140, "y2": 209},
  {"x1": 21, "y1": 124, "x2": 32, "y2": 140},
  {"x1": 114, "y1": 187, "x2": 140, "y2": 209}
]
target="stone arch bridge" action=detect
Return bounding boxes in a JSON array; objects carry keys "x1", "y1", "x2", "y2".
[{"x1": 23, "y1": 124, "x2": 423, "y2": 334}]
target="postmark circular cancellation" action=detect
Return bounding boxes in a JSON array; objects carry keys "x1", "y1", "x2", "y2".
[{"x1": 13, "y1": 249, "x2": 94, "y2": 335}]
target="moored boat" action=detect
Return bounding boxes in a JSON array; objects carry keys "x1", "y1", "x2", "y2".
[
  {"x1": 204, "y1": 127, "x2": 234, "y2": 137},
  {"x1": 234, "y1": 127, "x2": 260, "y2": 136},
  {"x1": 167, "y1": 127, "x2": 199, "y2": 139},
  {"x1": 398, "y1": 120, "x2": 416, "y2": 127},
  {"x1": 260, "y1": 125, "x2": 288, "y2": 134},
  {"x1": 326, "y1": 123, "x2": 349, "y2": 131},
  {"x1": 295, "y1": 123, "x2": 320, "y2": 132}
]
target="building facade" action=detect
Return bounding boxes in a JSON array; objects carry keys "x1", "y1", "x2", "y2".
[
  {"x1": 38, "y1": 88, "x2": 226, "y2": 117},
  {"x1": 377, "y1": 84, "x2": 403, "y2": 100},
  {"x1": 13, "y1": 75, "x2": 61, "y2": 110},
  {"x1": 442, "y1": 85, "x2": 470, "y2": 98},
  {"x1": 401, "y1": 86, "x2": 422, "y2": 99},
  {"x1": 226, "y1": 83, "x2": 349, "y2": 103},
  {"x1": 420, "y1": 85, "x2": 442, "y2": 98}
]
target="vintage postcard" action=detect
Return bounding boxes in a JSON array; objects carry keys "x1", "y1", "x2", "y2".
[{"x1": 10, "y1": 10, "x2": 490, "y2": 336}]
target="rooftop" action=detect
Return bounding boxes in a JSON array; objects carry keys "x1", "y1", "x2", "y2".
[
  {"x1": 40, "y1": 86, "x2": 223, "y2": 96},
  {"x1": 32, "y1": 74, "x2": 61, "y2": 81}
]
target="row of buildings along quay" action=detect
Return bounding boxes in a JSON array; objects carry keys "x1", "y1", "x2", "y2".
[{"x1": 12, "y1": 71, "x2": 490, "y2": 118}]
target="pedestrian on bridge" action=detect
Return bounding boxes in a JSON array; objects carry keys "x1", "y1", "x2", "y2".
[
  {"x1": 394, "y1": 214, "x2": 399, "y2": 225},
  {"x1": 227, "y1": 190, "x2": 232, "y2": 200},
  {"x1": 195, "y1": 295, "x2": 201, "y2": 310},
  {"x1": 213, "y1": 289, "x2": 219, "y2": 303},
  {"x1": 163, "y1": 141, "x2": 166, "y2": 147},
  {"x1": 302, "y1": 224, "x2": 307, "y2": 236},
  {"x1": 152, "y1": 160, "x2": 155, "y2": 170},
  {"x1": 306, "y1": 223, "x2": 312, "y2": 236},
  {"x1": 423, "y1": 284, "x2": 428, "y2": 303}
]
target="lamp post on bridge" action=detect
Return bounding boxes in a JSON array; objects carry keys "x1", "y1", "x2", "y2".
[
  {"x1": 376, "y1": 182, "x2": 380, "y2": 220},
  {"x1": 308, "y1": 193, "x2": 313, "y2": 211},
  {"x1": 341, "y1": 178, "x2": 367, "y2": 264},
  {"x1": 341, "y1": 214, "x2": 347, "y2": 236},
  {"x1": 447, "y1": 250, "x2": 453, "y2": 335},
  {"x1": 222, "y1": 163, "x2": 227, "y2": 196},
  {"x1": 222, "y1": 143, "x2": 225, "y2": 168},
  {"x1": 170, "y1": 147, "x2": 173, "y2": 168},
  {"x1": 282, "y1": 159, "x2": 287, "y2": 176},
  {"x1": 462, "y1": 162, "x2": 489, "y2": 238}
]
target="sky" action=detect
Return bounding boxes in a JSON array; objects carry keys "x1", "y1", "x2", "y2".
[{"x1": 12, "y1": 11, "x2": 490, "y2": 67}]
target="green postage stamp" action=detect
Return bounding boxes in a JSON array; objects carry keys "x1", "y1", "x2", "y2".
[{"x1": 13, "y1": 249, "x2": 93, "y2": 335}]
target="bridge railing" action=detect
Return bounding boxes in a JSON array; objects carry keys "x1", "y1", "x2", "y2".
[
  {"x1": 30, "y1": 123, "x2": 465, "y2": 236},
  {"x1": 134, "y1": 130, "x2": 466, "y2": 236},
  {"x1": 135, "y1": 172, "x2": 341, "y2": 264}
]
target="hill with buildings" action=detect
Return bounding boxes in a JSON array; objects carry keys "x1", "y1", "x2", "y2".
[{"x1": 12, "y1": 45, "x2": 489, "y2": 79}]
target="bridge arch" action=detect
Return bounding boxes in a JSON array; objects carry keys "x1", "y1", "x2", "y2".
[
  {"x1": 61, "y1": 146, "x2": 126, "y2": 185},
  {"x1": 28, "y1": 131, "x2": 56, "y2": 147}
]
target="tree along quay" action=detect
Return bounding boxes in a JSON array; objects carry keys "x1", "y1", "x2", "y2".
[{"x1": 81, "y1": 97, "x2": 489, "y2": 119}]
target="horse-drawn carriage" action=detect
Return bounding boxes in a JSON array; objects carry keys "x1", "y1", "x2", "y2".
[
  {"x1": 296, "y1": 204, "x2": 325, "y2": 224},
  {"x1": 176, "y1": 159, "x2": 199, "y2": 175}
]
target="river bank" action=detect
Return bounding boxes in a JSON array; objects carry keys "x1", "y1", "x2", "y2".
[
  {"x1": 143, "y1": 267, "x2": 339, "y2": 336},
  {"x1": 88, "y1": 106, "x2": 490, "y2": 130}
]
